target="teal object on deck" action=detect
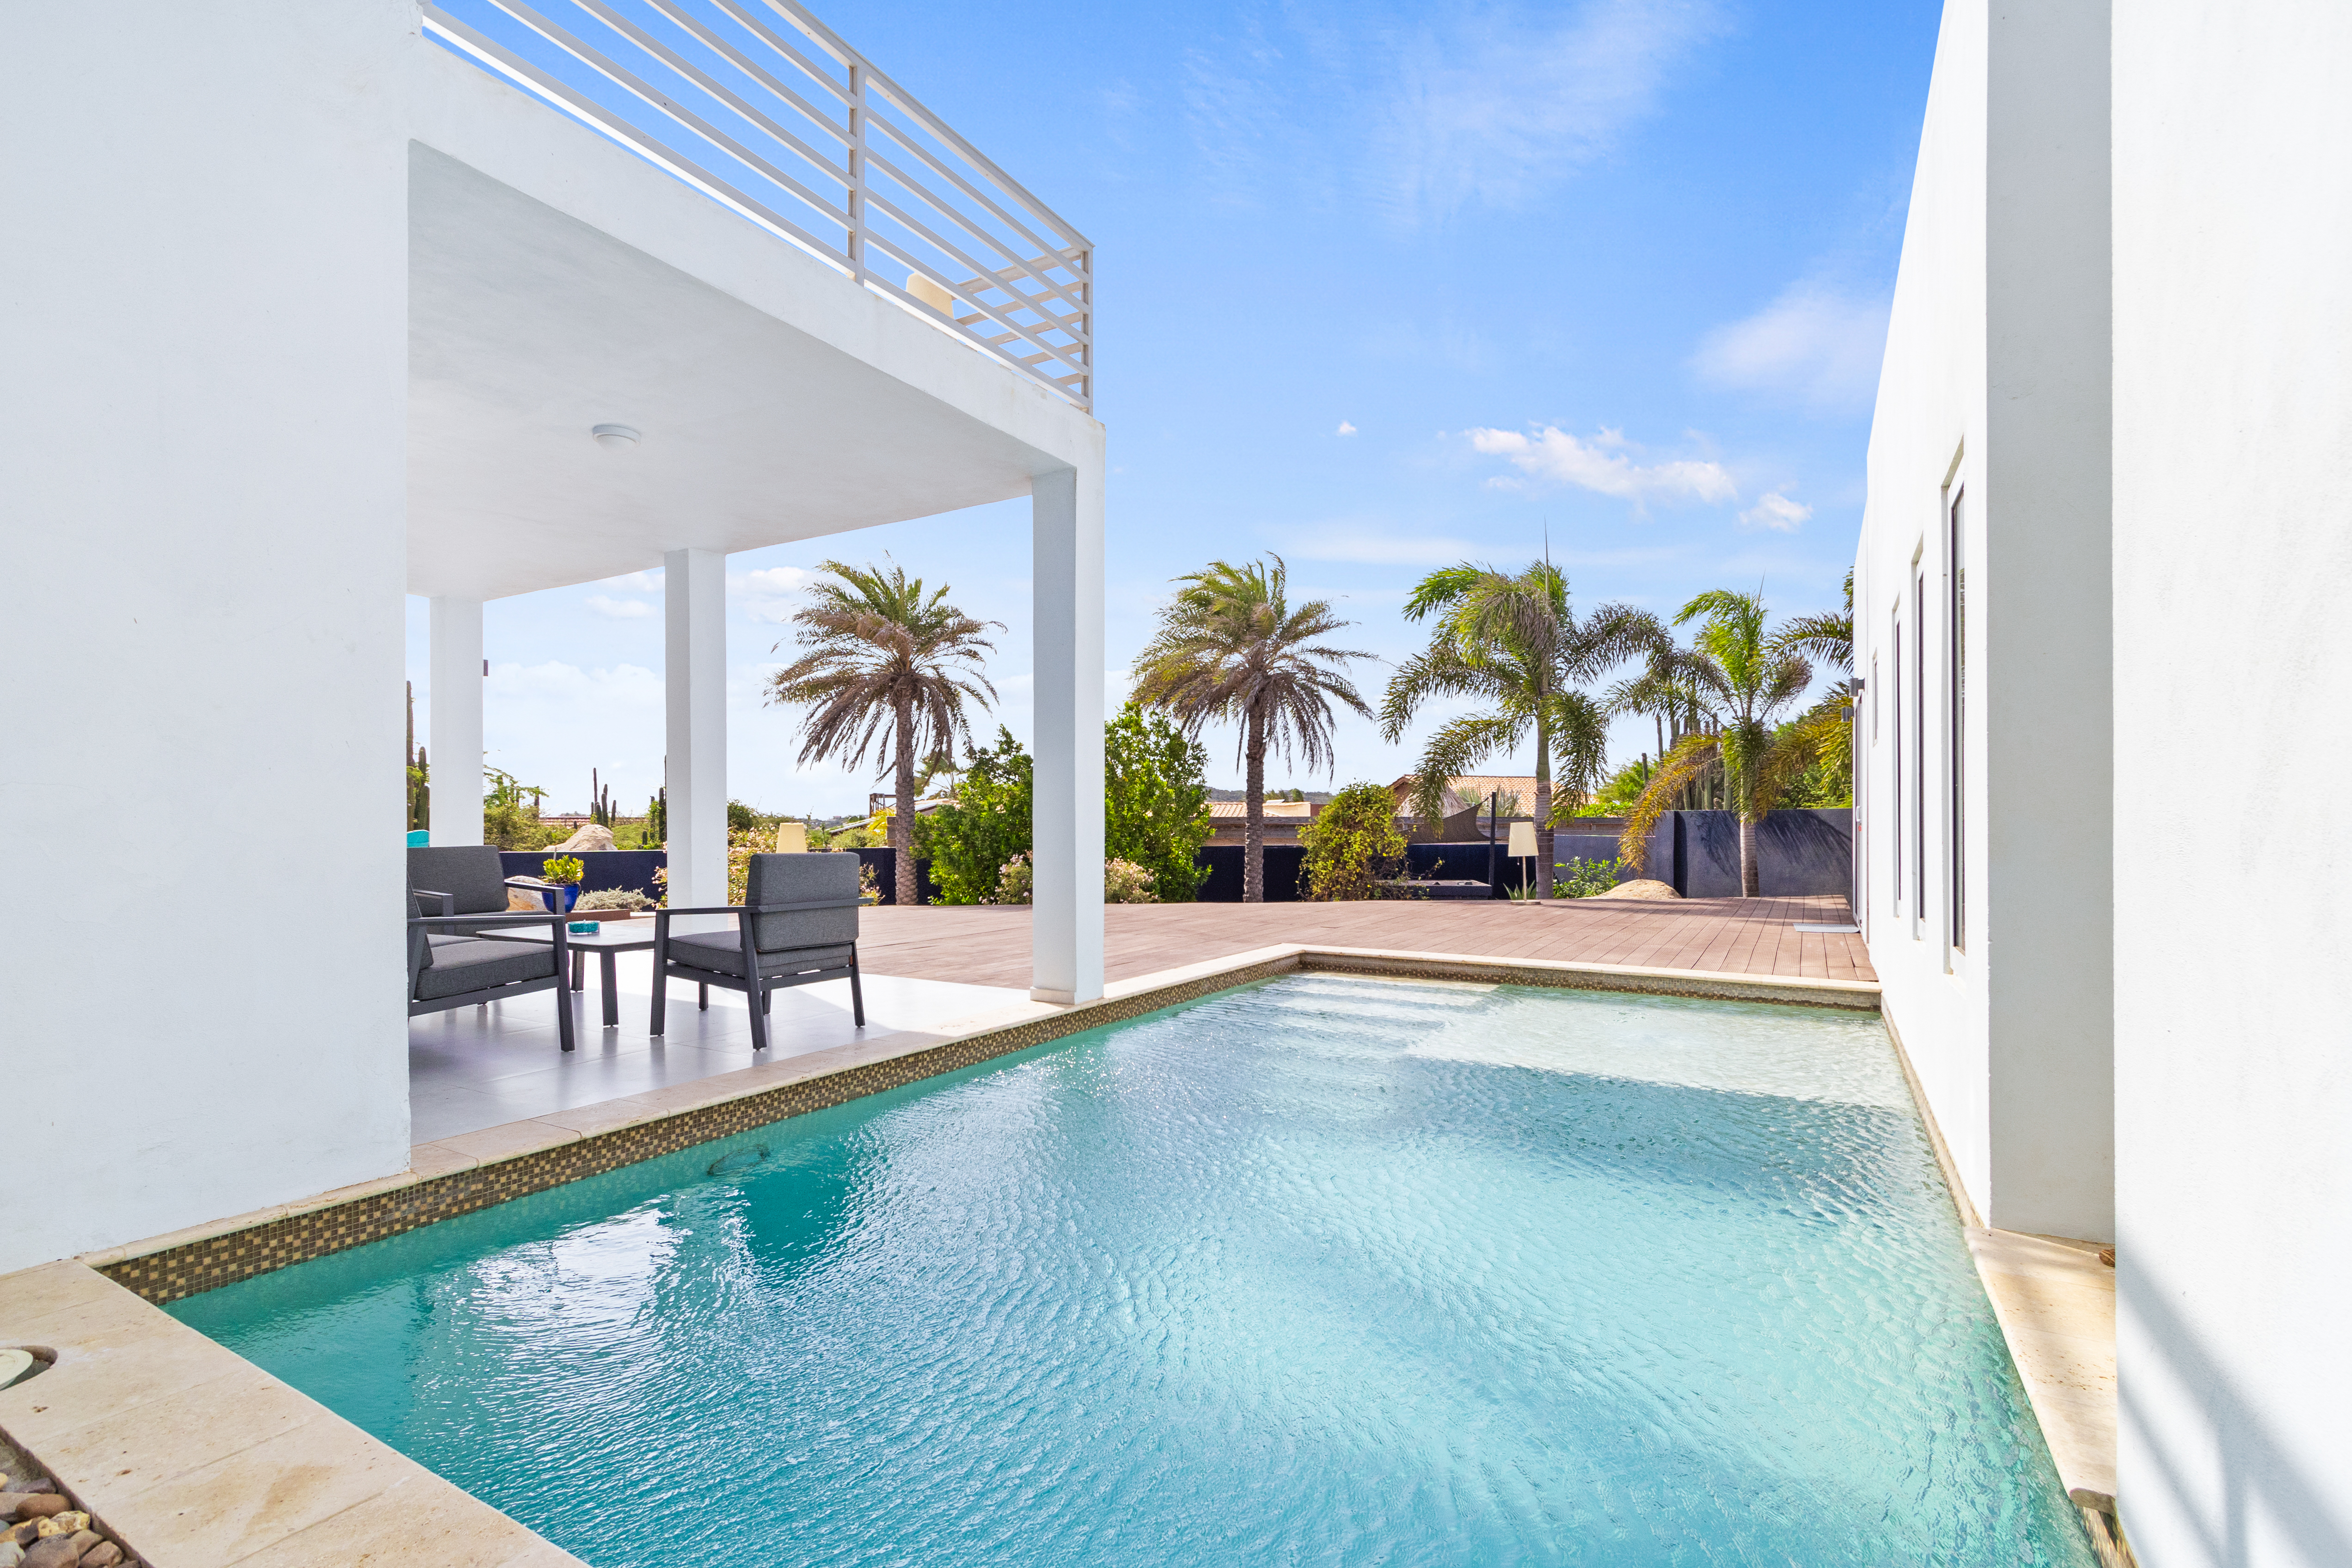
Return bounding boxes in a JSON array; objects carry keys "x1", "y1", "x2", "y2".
[
  {"x1": 171, "y1": 977, "x2": 2095, "y2": 1567},
  {"x1": 405, "y1": 829, "x2": 429, "y2": 847}
]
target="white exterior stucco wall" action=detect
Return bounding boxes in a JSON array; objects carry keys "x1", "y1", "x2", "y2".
[
  {"x1": 2113, "y1": 4, "x2": 2352, "y2": 1562},
  {"x1": 1856, "y1": 0, "x2": 2112, "y2": 1244},
  {"x1": 0, "y1": 4, "x2": 416, "y2": 1269}
]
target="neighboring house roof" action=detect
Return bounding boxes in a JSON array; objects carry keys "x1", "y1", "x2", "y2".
[
  {"x1": 1387, "y1": 775, "x2": 1546, "y2": 815},
  {"x1": 1208, "y1": 799, "x2": 1316, "y2": 819}
]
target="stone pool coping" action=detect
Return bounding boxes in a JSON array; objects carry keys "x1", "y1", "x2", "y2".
[
  {"x1": 0, "y1": 1262, "x2": 585, "y2": 1567},
  {"x1": 3, "y1": 943, "x2": 1883, "y2": 1567}
]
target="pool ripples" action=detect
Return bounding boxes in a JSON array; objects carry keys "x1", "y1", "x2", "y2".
[{"x1": 174, "y1": 976, "x2": 2093, "y2": 1566}]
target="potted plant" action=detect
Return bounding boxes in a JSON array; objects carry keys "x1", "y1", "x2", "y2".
[{"x1": 537, "y1": 855, "x2": 586, "y2": 913}]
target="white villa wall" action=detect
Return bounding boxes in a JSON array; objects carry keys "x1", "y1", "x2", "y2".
[
  {"x1": 1856, "y1": 0, "x2": 2112, "y2": 1243},
  {"x1": 0, "y1": 3, "x2": 415, "y2": 1270},
  {"x1": 2112, "y1": 4, "x2": 2352, "y2": 1562}
]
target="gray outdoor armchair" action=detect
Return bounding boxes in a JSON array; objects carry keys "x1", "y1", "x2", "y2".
[
  {"x1": 651, "y1": 852, "x2": 864, "y2": 1051},
  {"x1": 408, "y1": 845, "x2": 576, "y2": 1051}
]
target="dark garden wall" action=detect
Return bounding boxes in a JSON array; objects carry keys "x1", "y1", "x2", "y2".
[
  {"x1": 1658, "y1": 809, "x2": 1853, "y2": 898},
  {"x1": 501, "y1": 850, "x2": 667, "y2": 901}
]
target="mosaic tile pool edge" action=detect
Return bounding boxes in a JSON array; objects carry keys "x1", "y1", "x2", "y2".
[
  {"x1": 99, "y1": 957, "x2": 1294, "y2": 1304},
  {"x1": 99, "y1": 952, "x2": 1875, "y2": 1304}
]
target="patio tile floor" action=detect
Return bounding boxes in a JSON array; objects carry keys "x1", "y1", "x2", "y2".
[{"x1": 408, "y1": 962, "x2": 1031, "y2": 1143}]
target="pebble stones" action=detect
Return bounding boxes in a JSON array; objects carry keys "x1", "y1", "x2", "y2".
[{"x1": 0, "y1": 1489, "x2": 128, "y2": 1568}]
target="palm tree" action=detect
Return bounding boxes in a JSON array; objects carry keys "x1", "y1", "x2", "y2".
[
  {"x1": 1773, "y1": 569, "x2": 1856, "y2": 793},
  {"x1": 766, "y1": 560, "x2": 1000, "y2": 906},
  {"x1": 1380, "y1": 561, "x2": 1654, "y2": 897},
  {"x1": 1130, "y1": 557, "x2": 1373, "y2": 902},
  {"x1": 1617, "y1": 588, "x2": 1840, "y2": 897}
]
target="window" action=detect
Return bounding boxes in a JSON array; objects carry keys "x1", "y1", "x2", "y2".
[
  {"x1": 1890, "y1": 615, "x2": 1903, "y2": 909},
  {"x1": 1912, "y1": 566, "x2": 1927, "y2": 940},
  {"x1": 1949, "y1": 490, "x2": 1966, "y2": 952}
]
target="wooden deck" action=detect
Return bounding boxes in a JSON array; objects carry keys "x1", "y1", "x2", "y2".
[{"x1": 856, "y1": 894, "x2": 1872, "y2": 991}]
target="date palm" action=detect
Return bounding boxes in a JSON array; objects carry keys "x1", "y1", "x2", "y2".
[
  {"x1": 766, "y1": 560, "x2": 1000, "y2": 906},
  {"x1": 1618, "y1": 588, "x2": 1839, "y2": 896},
  {"x1": 1130, "y1": 557, "x2": 1372, "y2": 902},
  {"x1": 1381, "y1": 561, "x2": 1654, "y2": 897}
]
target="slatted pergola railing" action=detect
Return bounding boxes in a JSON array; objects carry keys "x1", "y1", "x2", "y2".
[{"x1": 423, "y1": 0, "x2": 1095, "y2": 410}]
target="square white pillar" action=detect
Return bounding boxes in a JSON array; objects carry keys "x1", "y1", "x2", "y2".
[
  {"x1": 1030, "y1": 466, "x2": 1105, "y2": 1003},
  {"x1": 665, "y1": 547, "x2": 729, "y2": 913},
  {"x1": 428, "y1": 596, "x2": 484, "y2": 846}
]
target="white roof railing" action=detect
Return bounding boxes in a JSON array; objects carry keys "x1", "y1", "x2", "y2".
[{"x1": 423, "y1": 0, "x2": 1095, "y2": 410}]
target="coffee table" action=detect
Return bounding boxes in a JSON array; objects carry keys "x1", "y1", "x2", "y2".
[{"x1": 472, "y1": 921, "x2": 654, "y2": 1028}]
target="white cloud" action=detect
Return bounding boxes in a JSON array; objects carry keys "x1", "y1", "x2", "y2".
[
  {"x1": 1739, "y1": 490, "x2": 1813, "y2": 532},
  {"x1": 1694, "y1": 280, "x2": 1891, "y2": 410},
  {"x1": 732, "y1": 566, "x2": 814, "y2": 624},
  {"x1": 596, "y1": 570, "x2": 662, "y2": 592},
  {"x1": 1465, "y1": 425, "x2": 1738, "y2": 507},
  {"x1": 584, "y1": 595, "x2": 654, "y2": 619},
  {"x1": 1336, "y1": 420, "x2": 1358, "y2": 436}
]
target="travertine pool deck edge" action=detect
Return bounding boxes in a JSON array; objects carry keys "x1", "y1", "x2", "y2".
[{"x1": 0, "y1": 1262, "x2": 584, "y2": 1568}]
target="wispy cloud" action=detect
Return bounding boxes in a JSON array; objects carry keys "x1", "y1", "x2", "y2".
[
  {"x1": 1177, "y1": 0, "x2": 1725, "y2": 227},
  {"x1": 584, "y1": 595, "x2": 654, "y2": 620},
  {"x1": 595, "y1": 570, "x2": 662, "y2": 592},
  {"x1": 1739, "y1": 489, "x2": 1812, "y2": 532},
  {"x1": 1465, "y1": 425, "x2": 1738, "y2": 508},
  {"x1": 1694, "y1": 279, "x2": 1890, "y2": 410},
  {"x1": 1378, "y1": 0, "x2": 1728, "y2": 224}
]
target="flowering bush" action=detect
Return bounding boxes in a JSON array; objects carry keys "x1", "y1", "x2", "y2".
[
  {"x1": 1104, "y1": 858, "x2": 1158, "y2": 904},
  {"x1": 990, "y1": 853, "x2": 1158, "y2": 905},
  {"x1": 993, "y1": 852, "x2": 1032, "y2": 905}
]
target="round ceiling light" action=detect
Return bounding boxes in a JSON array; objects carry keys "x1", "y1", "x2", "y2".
[{"x1": 592, "y1": 423, "x2": 640, "y2": 451}]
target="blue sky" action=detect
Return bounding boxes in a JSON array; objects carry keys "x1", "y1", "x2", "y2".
[{"x1": 412, "y1": 0, "x2": 1941, "y2": 818}]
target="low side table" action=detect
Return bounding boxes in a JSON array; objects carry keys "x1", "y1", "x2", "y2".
[{"x1": 472, "y1": 921, "x2": 655, "y2": 1028}]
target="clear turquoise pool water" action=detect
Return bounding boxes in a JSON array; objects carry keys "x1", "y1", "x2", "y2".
[{"x1": 173, "y1": 976, "x2": 2092, "y2": 1566}]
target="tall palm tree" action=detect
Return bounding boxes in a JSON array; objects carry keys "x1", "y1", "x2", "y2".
[
  {"x1": 1381, "y1": 561, "x2": 1653, "y2": 897},
  {"x1": 1617, "y1": 588, "x2": 1838, "y2": 896},
  {"x1": 1131, "y1": 557, "x2": 1372, "y2": 902},
  {"x1": 766, "y1": 560, "x2": 1000, "y2": 906}
]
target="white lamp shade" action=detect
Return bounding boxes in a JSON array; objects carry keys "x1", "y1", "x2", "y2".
[
  {"x1": 774, "y1": 821, "x2": 808, "y2": 853},
  {"x1": 1506, "y1": 820, "x2": 1538, "y2": 858}
]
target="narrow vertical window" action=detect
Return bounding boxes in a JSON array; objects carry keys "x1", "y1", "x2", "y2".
[
  {"x1": 1890, "y1": 619, "x2": 1903, "y2": 908},
  {"x1": 1912, "y1": 569, "x2": 1927, "y2": 939},
  {"x1": 1949, "y1": 491, "x2": 1966, "y2": 952}
]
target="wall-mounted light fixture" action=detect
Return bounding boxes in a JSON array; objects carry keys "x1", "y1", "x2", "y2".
[{"x1": 592, "y1": 423, "x2": 640, "y2": 451}]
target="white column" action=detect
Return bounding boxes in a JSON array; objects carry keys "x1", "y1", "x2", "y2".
[
  {"x1": 428, "y1": 596, "x2": 484, "y2": 845},
  {"x1": 1030, "y1": 466, "x2": 1105, "y2": 1003},
  {"x1": 664, "y1": 548, "x2": 729, "y2": 914}
]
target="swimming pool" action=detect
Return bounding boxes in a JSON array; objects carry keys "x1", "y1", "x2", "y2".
[{"x1": 173, "y1": 975, "x2": 2093, "y2": 1565}]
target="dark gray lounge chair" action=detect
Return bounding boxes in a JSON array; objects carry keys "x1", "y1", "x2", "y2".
[
  {"x1": 651, "y1": 852, "x2": 864, "y2": 1051},
  {"x1": 408, "y1": 845, "x2": 576, "y2": 1052}
]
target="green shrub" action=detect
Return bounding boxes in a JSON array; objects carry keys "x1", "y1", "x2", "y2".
[
  {"x1": 1298, "y1": 781, "x2": 1409, "y2": 901},
  {"x1": 915, "y1": 728, "x2": 1033, "y2": 904},
  {"x1": 1104, "y1": 858, "x2": 1157, "y2": 904},
  {"x1": 1103, "y1": 704, "x2": 1213, "y2": 901},
  {"x1": 1555, "y1": 856, "x2": 1621, "y2": 898},
  {"x1": 540, "y1": 855, "x2": 586, "y2": 885}
]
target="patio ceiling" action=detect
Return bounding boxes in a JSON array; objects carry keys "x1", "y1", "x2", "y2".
[{"x1": 405, "y1": 146, "x2": 1061, "y2": 600}]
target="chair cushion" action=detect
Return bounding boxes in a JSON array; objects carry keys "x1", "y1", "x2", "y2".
[
  {"x1": 408, "y1": 845, "x2": 511, "y2": 916},
  {"x1": 743, "y1": 853, "x2": 861, "y2": 950},
  {"x1": 415, "y1": 938, "x2": 558, "y2": 1000},
  {"x1": 666, "y1": 931, "x2": 855, "y2": 980}
]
